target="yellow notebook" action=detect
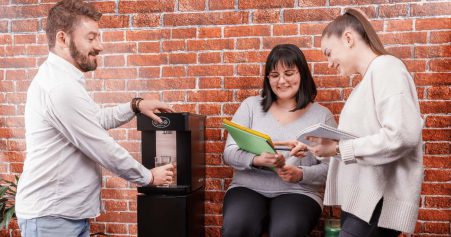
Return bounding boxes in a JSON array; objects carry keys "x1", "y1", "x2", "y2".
[{"x1": 223, "y1": 119, "x2": 276, "y2": 155}]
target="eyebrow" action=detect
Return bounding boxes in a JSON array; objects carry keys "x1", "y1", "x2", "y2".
[{"x1": 270, "y1": 69, "x2": 297, "y2": 73}]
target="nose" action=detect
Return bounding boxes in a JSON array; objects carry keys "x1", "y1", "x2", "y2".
[{"x1": 95, "y1": 39, "x2": 103, "y2": 52}]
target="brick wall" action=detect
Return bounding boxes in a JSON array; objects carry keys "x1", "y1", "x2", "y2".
[{"x1": 0, "y1": 0, "x2": 450, "y2": 236}]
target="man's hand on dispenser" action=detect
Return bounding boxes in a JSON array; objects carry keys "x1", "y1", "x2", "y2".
[
  {"x1": 150, "y1": 164, "x2": 175, "y2": 186},
  {"x1": 252, "y1": 152, "x2": 285, "y2": 168},
  {"x1": 139, "y1": 100, "x2": 175, "y2": 124}
]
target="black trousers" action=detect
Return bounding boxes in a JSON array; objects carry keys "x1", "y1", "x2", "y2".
[
  {"x1": 222, "y1": 187, "x2": 322, "y2": 237},
  {"x1": 339, "y1": 199, "x2": 401, "y2": 237}
]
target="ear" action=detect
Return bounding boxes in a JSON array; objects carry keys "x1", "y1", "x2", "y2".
[
  {"x1": 55, "y1": 30, "x2": 70, "y2": 49},
  {"x1": 342, "y1": 31, "x2": 355, "y2": 49}
]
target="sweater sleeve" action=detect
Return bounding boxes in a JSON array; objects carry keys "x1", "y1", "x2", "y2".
[
  {"x1": 300, "y1": 110, "x2": 336, "y2": 185},
  {"x1": 223, "y1": 99, "x2": 257, "y2": 170},
  {"x1": 339, "y1": 57, "x2": 423, "y2": 166}
]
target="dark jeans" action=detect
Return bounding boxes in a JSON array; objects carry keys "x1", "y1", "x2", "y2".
[
  {"x1": 222, "y1": 187, "x2": 322, "y2": 237},
  {"x1": 339, "y1": 199, "x2": 401, "y2": 237}
]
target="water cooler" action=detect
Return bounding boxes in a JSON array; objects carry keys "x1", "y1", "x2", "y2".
[{"x1": 136, "y1": 113, "x2": 205, "y2": 237}]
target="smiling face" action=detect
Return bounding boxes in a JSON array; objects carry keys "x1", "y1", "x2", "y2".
[
  {"x1": 321, "y1": 34, "x2": 357, "y2": 77},
  {"x1": 268, "y1": 62, "x2": 301, "y2": 101},
  {"x1": 68, "y1": 16, "x2": 103, "y2": 72}
]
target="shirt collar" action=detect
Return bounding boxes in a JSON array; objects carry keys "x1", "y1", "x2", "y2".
[{"x1": 47, "y1": 52, "x2": 86, "y2": 85}]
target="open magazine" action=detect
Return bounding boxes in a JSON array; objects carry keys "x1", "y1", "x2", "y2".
[{"x1": 297, "y1": 123, "x2": 357, "y2": 142}]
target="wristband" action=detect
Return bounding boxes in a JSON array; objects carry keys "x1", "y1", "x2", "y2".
[{"x1": 131, "y1": 97, "x2": 143, "y2": 114}]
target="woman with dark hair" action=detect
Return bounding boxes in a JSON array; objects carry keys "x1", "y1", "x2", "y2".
[
  {"x1": 222, "y1": 44, "x2": 335, "y2": 237},
  {"x1": 280, "y1": 9, "x2": 423, "y2": 237}
]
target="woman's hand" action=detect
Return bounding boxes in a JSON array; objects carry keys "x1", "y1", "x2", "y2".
[
  {"x1": 253, "y1": 152, "x2": 285, "y2": 168},
  {"x1": 273, "y1": 140, "x2": 308, "y2": 158},
  {"x1": 277, "y1": 165, "x2": 303, "y2": 183},
  {"x1": 307, "y1": 137, "x2": 338, "y2": 157}
]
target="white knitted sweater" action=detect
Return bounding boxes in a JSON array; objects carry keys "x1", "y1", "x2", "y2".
[{"x1": 324, "y1": 55, "x2": 424, "y2": 233}]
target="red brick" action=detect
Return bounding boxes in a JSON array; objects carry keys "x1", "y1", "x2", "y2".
[
  {"x1": 168, "y1": 53, "x2": 196, "y2": 64},
  {"x1": 422, "y1": 222, "x2": 450, "y2": 234},
  {"x1": 126, "y1": 29, "x2": 170, "y2": 41},
  {"x1": 91, "y1": 1, "x2": 116, "y2": 14},
  {"x1": 93, "y1": 92, "x2": 135, "y2": 104},
  {"x1": 299, "y1": 23, "x2": 328, "y2": 35},
  {"x1": 128, "y1": 78, "x2": 195, "y2": 90},
  {"x1": 2, "y1": 151, "x2": 24, "y2": 162},
  {"x1": 163, "y1": 91, "x2": 185, "y2": 102},
  {"x1": 198, "y1": 27, "x2": 222, "y2": 38},
  {"x1": 128, "y1": 54, "x2": 167, "y2": 66},
  {"x1": 133, "y1": 13, "x2": 160, "y2": 27},
  {"x1": 14, "y1": 34, "x2": 36, "y2": 44},
  {"x1": 179, "y1": 0, "x2": 205, "y2": 11},
  {"x1": 316, "y1": 89, "x2": 341, "y2": 102},
  {"x1": 11, "y1": 19, "x2": 38, "y2": 32},
  {"x1": 379, "y1": 4, "x2": 408, "y2": 18},
  {"x1": 416, "y1": 18, "x2": 451, "y2": 31},
  {"x1": 5, "y1": 70, "x2": 26, "y2": 81},
  {"x1": 205, "y1": 129, "x2": 222, "y2": 140},
  {"x1": 329, "y1": 0, "x2": 384, "y2": 5},
  {"x1": 205, "y1": 226, "x2": 222, "y2": 237},
  {"x1": 104, "y1": 80, "x2": 125, "y2": 91},
  {"x1": 428, "y1": 86, "x2": 450, "y2": 100},
  {"x1": 420, "y1": 101, "x2": 451, "y2": 114},
  {"x1": 253, "y1": 9, "x2": 281, "y2": 23},
  {"x1": 188, "y1": 90, "x2": 233, "y2": 102},
  {"x1": 284, "y1": 8, "x2": 341, "y2": 22},
  {"x1": 411, "y1": 2, "x2": 451, "y2": 17},
  {"x1": 386, "y1": 46, "x2": 412, "y2": 59},
  {"x1": 430, "y1": 31, "x2": 451, "y2": 44},
  {"x1": 238, "y1": 0, "x2": 294, "y2": 9},
  {"x1": 0, "y1": 35, "x2": 12, "y2": 45},
  {"x1": 237, "y1": 64, "x2": 260, "y2": 76},
  {"x1": 199, "y1": 77, "x2": 222, "y2": 89},
  {"x1": 0, "y1": 58, "x2": 35, "y2": 68},
  {"x1": 104, "y1": 55, "x2": 125, "y2": 67},
  {"x1": 404, "y1": 59, "x2": 426, "y2": 73},
  {"x1": 386, "y1": 19, "x2": 413, "y2": 32},
  {"x1": 423, "y1": 128, "x2": 451, "y2": 142},
  {"x1": 236, "y1": 38, "x2": 261, "y2": 50},
  {"x1": 236, "y1": 89, "x2": 260, "y2": 101},
  {"x1": 99, "y1": 15, "x2": 129, "y2": 29},
  {"x1": 199, "y1": 104, "x2": 221, "y2": 115},
  {"x1": 199, "y1": 52, "x2": 221, "y2": 64},
  {"x1": 418, "y1": 209, "x2": 451, "y2": 221},
  {"x1": 425, "y1": 115, "x2": 451, "y2": 128},
  {"x1": 273, "y1": 24, "x2": 298, "y2": 36},
  {"x1": 188, "y1": 39, "x2": 234, "y2": 51},
  {"x1": 163, "y1": 40, "x2": 185, "y2": 52},
  {"x1": 263, "y1": 36, "x2": 312, "y2": 49},
  {"x1": 209, "y1": 0, "x2": 234, "y2": 10},
  {"x1": 26, "y1": 45, "x2": 48, "y2": 56},
  {"x1": 424, "y1": 169, "x2": 451, "y2": 182},
  {"x1": 298, "y1": 0, "x2": 326, "y2": 7},
  {"x1": 224, "y1": 25, "x2": 271, "y2": 37},
  {"x1": 106, "y1": 223, "x2": 127, "y2": 234},
  {"x1": 188, "y1": 65, "x2": 233, "y2": 76},
  {"x1": 205, "y1": 215, "x2": 223, "y2": 226},
  {"x1": 424, "y1": 196, "x2": 451, "y2": 209},
  {"x1": 102, "y1": 31, "x2": 124, "y2": 42},
  {"x1": 415, "y1": 45, "x2": 451, "y2": 58},
  {"x1": 162, "y1": 66, "x2": 186, "y2": 77},
  {"x1": 139, "y1": 67, "x2": 160, "y2": 78},
  {"x1": 119, "y1": 0, "x2": 175, "y2": 13},
  {"x1": 102, "y1": 42, "x2": 137, "y2": 54},
  {"x1": 424, "y1": 142, "x2": 450, "y2": 155},
  {"x1": 206, "y1": 153, "x2": 223, "y2": 166},
  {"x1": 429, "y1": 59, "x2": 450, "y2": 73},
  {"x1": 223, "y1": 103, "x2": 240, "y2": 115},
  {"x1": 138, "y1": 42, "x2": 160, "y2": 53},
  {"x1": 415, "y1": 73, "x2": 451, "y2": 86},
  {"x1": 225, "y1": 77, "x2": 262, "y2": 89},
  {"x1": 380, "y1": 32, "x2": 427, "y2": 45},
  {"x1": 1, "y1": 5, "x2": 51, "y2": 18},
  {"x1": 421, "y1": 183, "x2": 451, "y2": 195},
  {"x1": 171, "y1": 28, "x2": 196, "y2": 39},
  {"x1": 224, "y1": 51, "x2": 268, "y2": 63},
  {"x1": 10, "y1": 163, "x2": 23, "y2": 173},
  {"x1": 164, "y1": 12, "x2": 249, "y2": 26},
  {"x1": 95, "y1": 211, "x2": 137, "y2": 223},
  {"x1": 95, "y1": 68, "x2": 137, "y2": 79},
  {"x1": 172, "y1": 103, "x2": 196, "y2": 113}
]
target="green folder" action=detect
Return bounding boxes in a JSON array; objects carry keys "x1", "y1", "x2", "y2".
[{"x1": 223, "y1": 120, "x2": 276, "y2": 155}]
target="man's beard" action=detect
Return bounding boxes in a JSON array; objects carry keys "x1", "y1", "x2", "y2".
[{"x1": 69, "y1": 38, "x2": 99, "y2": 72}]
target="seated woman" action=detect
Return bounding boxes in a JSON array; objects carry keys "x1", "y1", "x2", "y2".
[{"x1": 222, "y1": 44, "x2": 336, "y2": 237}]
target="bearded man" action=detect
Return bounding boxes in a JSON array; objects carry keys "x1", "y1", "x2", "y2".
[{"x1": 15, "y1": 1, "x2": 175, "y2": 236}]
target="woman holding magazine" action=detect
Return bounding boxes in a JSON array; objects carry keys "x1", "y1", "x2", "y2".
[
  {"x1": 279, "y1": 9, "x2": 423, "y2": 237},
  {"x1": 222, "y1": 44, "x2": 335, "y2": 237}
]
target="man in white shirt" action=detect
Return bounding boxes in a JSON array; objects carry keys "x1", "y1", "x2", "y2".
[{"x1": 15, "y1": 1, "x2": 175, "y2": 236}]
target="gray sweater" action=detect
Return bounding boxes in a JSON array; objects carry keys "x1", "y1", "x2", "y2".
[
  {"x1": 224, "y1": 96, "x2": 336, "y2": 207},
  {"x1": 327, "y1": 55, "x2": 424, "y2": 233}
]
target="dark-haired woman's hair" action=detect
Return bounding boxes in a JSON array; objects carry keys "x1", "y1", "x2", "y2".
[
  {"x1": 261, "y1": 44, "x2": 317, "y2": 112},
  {"x1": 322, "y1": 8, "x2": 389, "y2": 55}
]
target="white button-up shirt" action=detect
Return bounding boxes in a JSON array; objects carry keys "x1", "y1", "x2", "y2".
[{"x1": 16, "y1": 53, "x2": 151, "y2": 219}]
